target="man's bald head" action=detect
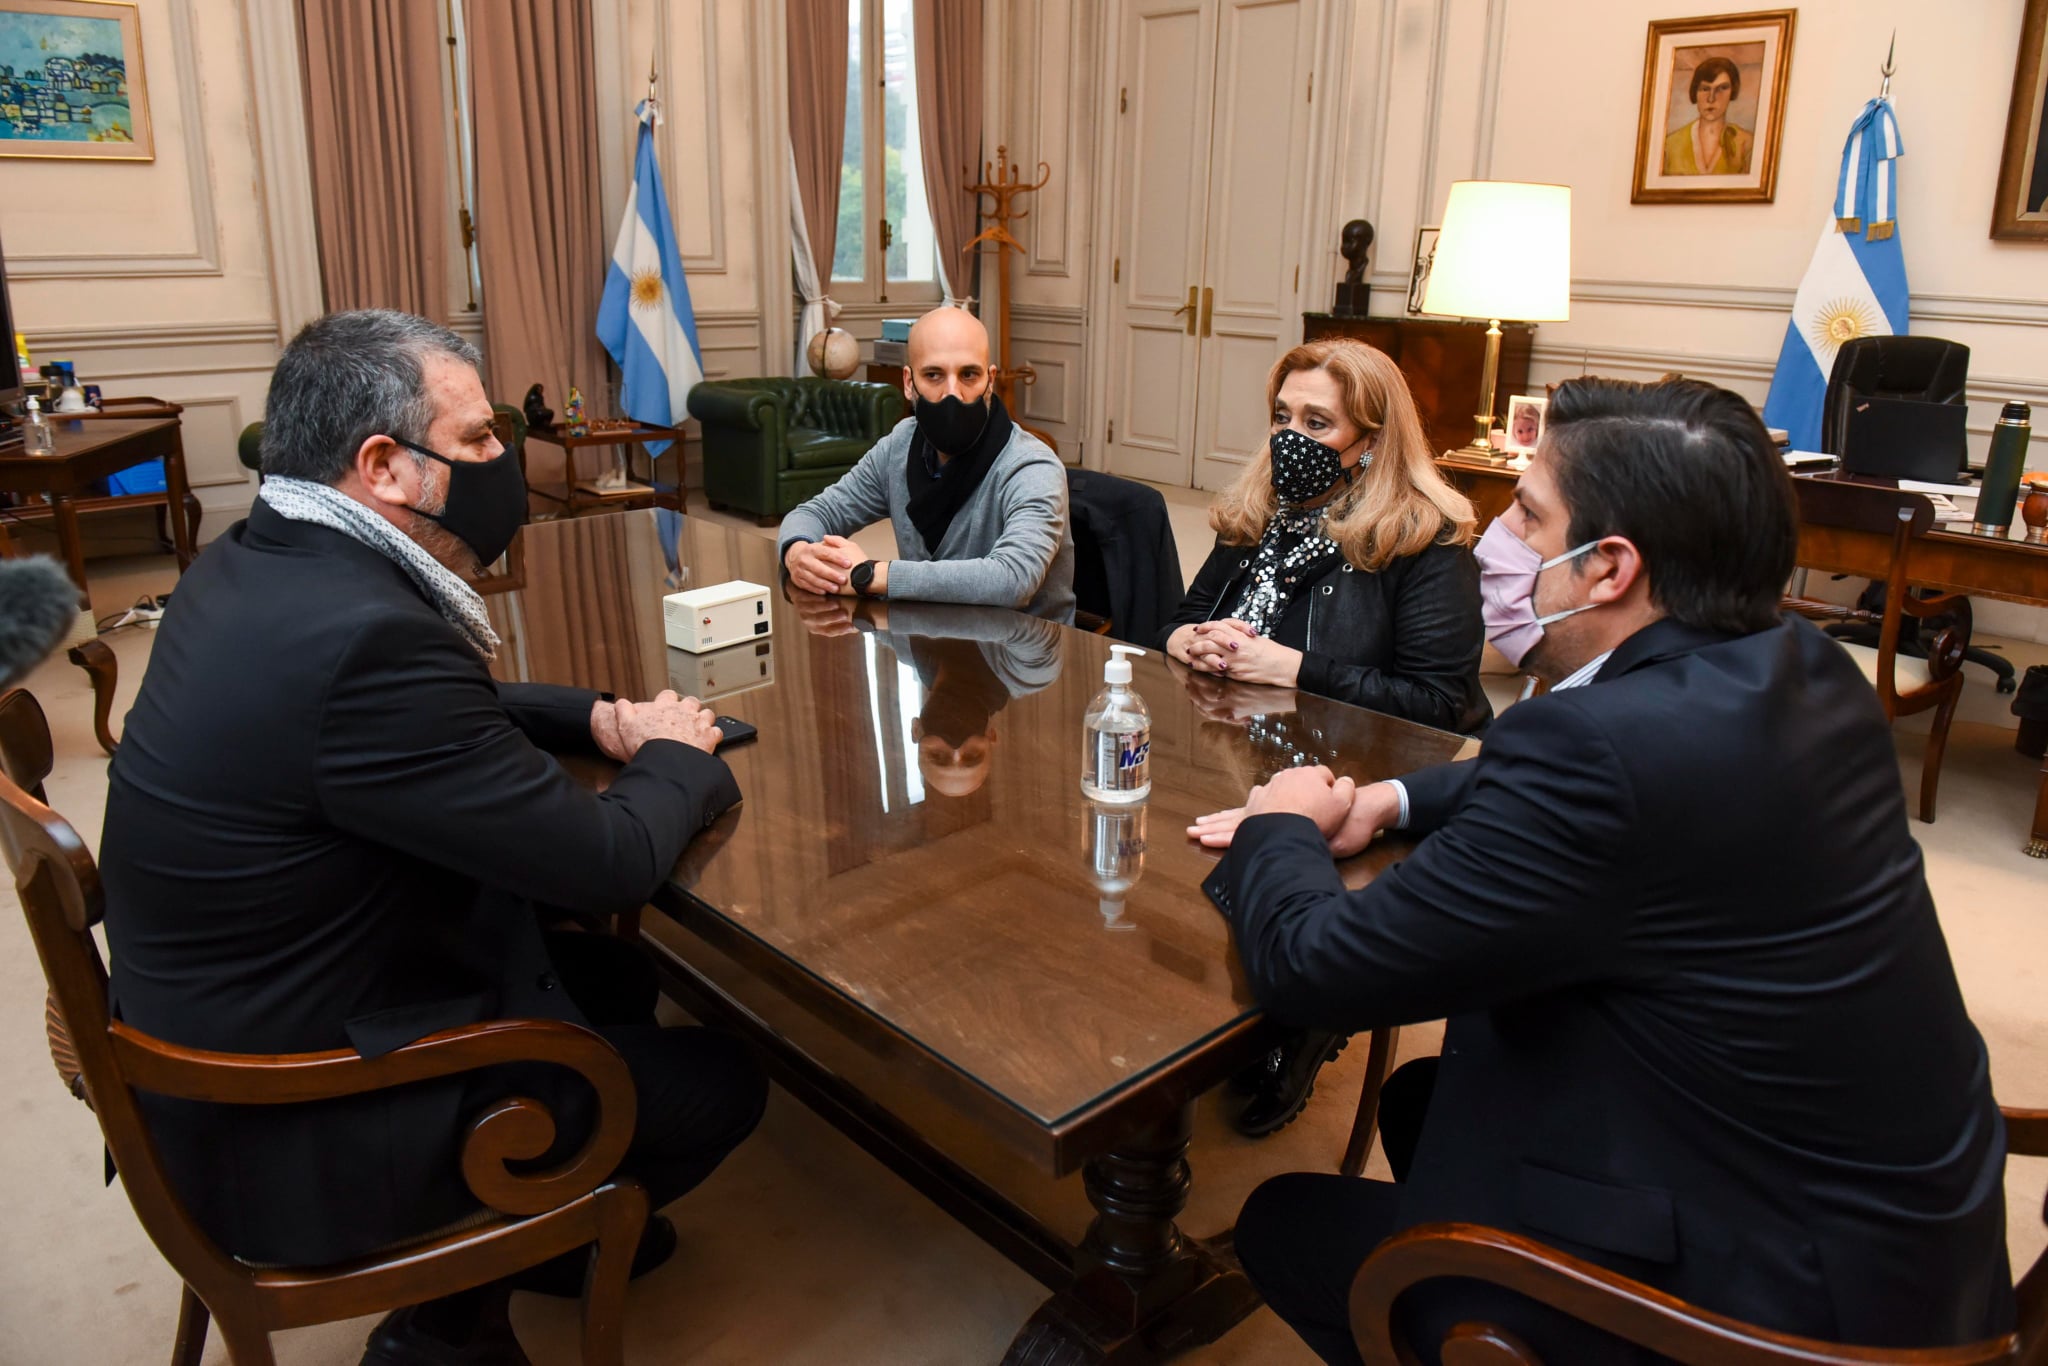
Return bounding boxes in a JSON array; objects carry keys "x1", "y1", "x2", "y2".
[{"x1": 905, "y1": 306, "x2": 991, "y2": 408}]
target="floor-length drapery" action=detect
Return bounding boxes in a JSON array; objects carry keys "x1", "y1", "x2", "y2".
[
  {"x1": 298, "y1": 0, "x2": 450, "y2": 318},
  {"x1": 788, "y1": 0, "x2": 849, "y2": 367},
  {"x1": 465, "y1": 0, "x2": 608, "y2": 486},
  {"x1": 912, "y1": 0, "x2": 982, "y2": 305}
]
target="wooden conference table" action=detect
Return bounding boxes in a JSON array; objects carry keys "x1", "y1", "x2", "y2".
[
  {"x1": 1439, "y1": 456, "x2": 2048, "y2": 856},
  {"x1": 482, "y1": 509, "x2": 1471, "y2": 1363}
]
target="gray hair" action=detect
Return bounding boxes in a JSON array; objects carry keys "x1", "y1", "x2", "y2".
[{"x1": 260, "y1": 309, "x2": 484, "y2": 484}]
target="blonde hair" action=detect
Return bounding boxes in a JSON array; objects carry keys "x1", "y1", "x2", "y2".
[{"x1": 1210, "y1": 340, "x2": 1475, "y2": 571}]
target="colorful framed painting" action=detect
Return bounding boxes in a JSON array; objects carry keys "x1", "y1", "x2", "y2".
[
  {"x1": 1631, "y1": 9, "x2": 1794, "y2": 204},
  {"x1": 1993, "y1": 0, "x2": 2048, "y2": 240},
  {"x1": 0, "y1": 0, "x2": 153, "y2": 161}
]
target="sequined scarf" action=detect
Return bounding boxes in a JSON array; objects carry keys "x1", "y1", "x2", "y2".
[{"x1": 1228, "y1": 506, "x2": 1340, "y2": 636}]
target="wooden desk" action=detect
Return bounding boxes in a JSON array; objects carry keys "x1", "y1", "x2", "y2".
[
  {"x1": 1435, "y1": 458, "x2": 2048, "y2": 857},
  {"x1": 485, "y1": 509, "x2": 1470, "y2": 1363},
  {"x1": 0, "y1": 415, "x2": 196, "y2": 754},
  {"x1": 522, "y1": 419, "x2": 687, "y2": 519}
]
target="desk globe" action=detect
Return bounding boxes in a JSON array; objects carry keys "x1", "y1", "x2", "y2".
[{"x1": 807, "y1": 326, "x2": 860, "y2": 380}]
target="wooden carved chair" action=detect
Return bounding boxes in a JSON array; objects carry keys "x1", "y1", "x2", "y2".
[
  {"x1": 0, "y1": 690, "x2": 649, "y2": 1366},
  {"x1": 1347, "y1": 1108, "x2": 2048, "y2": 1364},
  {"x1": 1785, "y1": 480, "x2": 1968, "y2": 823}
]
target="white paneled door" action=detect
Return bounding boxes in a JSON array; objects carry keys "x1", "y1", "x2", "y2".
[{"x1": 1102, "y1": 0, "x2": 1320, "y2": 490}]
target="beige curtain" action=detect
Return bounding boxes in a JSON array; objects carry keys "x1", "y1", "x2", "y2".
[
  {"x1": 913, "y1": 0, "x2": 982, "y2": 305},
  {"x1": 789, "y1": 0, "x2": 849, "y2": 361},
  {"x1": 465, "y1": 0, "x2": 607, "y2": 484},
  {"x1": 298, "y1": 0, "x2": 450, "y2": 318}
]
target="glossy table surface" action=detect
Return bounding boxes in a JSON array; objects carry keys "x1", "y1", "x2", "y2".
[{"x1": 486, "y1": 509, "x2": 1473, "y2": 1170}]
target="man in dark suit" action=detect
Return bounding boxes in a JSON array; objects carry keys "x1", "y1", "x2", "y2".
[
  {"x1": 1190, "y1": 379, "x2": 2012, "y2": 1363},
  {"x1": 99, "y1": 310, "x2": 766, "y2": 1366}
]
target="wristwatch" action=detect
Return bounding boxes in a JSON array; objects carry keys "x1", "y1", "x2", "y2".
[{"x1": 849, "y1": 559, "x2": 880, "y2": 598}]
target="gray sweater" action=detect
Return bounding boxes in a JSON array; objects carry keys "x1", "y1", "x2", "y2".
[{"x1": 777, "y1": 417, "x2": 1076, "y2": 623}]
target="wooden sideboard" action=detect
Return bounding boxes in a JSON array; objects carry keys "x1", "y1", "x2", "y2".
[{"x1": 1302, "y1": 314, "x2": 1536, "y2": 456}]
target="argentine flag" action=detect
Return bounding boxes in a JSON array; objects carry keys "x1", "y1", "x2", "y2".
[
  {"x1": 597, "y1": 98, "x2": 704, "y2": 457},
  {"x1": 1762, "y1": 99, "x2": 1909, "y2": 452}
]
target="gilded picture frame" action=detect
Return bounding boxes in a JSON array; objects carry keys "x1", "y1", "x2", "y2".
[
  {"x1": 1993, "y1": 0, "x2": 2048, "y2": 240},
  {"x1": 1631, "y1": 9, "x2": 1795, "y2": 205},
  {"x1": 0, "y1": 0, "x2": 153, "y2": 162}
]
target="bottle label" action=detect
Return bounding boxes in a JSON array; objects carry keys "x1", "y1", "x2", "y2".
[{"x1": 1090, "y1": 727, "x2": 1151, "y2": 792}]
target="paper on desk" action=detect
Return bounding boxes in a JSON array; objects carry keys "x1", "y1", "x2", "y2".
[
  {"x1": 1899, "y1": 479, "x2": 1978, "y2": 498},
  {"x1": 1783, "y1": 450, "x2": 1834, "y2": 467}
]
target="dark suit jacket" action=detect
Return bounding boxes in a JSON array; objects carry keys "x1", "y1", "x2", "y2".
[
  {"x1": 100, "y1": 503, "x2": 740, "y2": 1265},
  {"x1": 1162, "y1": 534, "x2": 1490, "y2": 734},
  {"x1": 1206, "y1": 615, "x2": 2012, "y2": 1350},
  {"x1": 1066, "y1": 469, "x2": 1184, "y2": 647}
]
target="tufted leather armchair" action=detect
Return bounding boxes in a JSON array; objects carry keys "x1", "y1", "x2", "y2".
[{"x1": 686, "y1": 377, "x2": 905, "y2": 522}]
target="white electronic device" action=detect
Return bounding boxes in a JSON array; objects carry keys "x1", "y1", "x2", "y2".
[
  {"x1": 667, "y1": 637, "x2": 775, "y2": 702},
  {"x1": 664, "y1": 579, "x2": 772, "y2": 653}
]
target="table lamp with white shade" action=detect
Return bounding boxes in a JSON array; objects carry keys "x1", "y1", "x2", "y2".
[{"x1": 1420, "y1": 180, "x2": 1572, "y2": 463}]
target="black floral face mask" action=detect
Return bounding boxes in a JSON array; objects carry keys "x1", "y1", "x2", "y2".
[{"x1": 1268, "y1": 427, "x2": 1362, "y2": 504}]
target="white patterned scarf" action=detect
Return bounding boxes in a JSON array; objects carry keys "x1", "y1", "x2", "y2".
[{"x1": 258, "y1": 477, "x2": 500, "y2": 660}]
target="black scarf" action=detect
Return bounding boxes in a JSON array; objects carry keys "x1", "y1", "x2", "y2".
[{"x1": 905, "y1": 393, "x2": 1014, "y2": 556}]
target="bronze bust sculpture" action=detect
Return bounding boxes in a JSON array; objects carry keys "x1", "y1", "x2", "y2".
[{"x1": 1334, "y1": 219, "x2": 1374, "y2": 316}]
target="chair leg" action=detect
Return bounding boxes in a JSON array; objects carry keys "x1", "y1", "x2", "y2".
[
  {"x1": 170, "y1": 1285, "x2": 209, "y2": 1366},
  {"x1": 581, "y1": 1184, "x2": 651, "y2": 1366},
  {"x1": 1339, "y1": 1026, "x2": 1401, "y2": 1179},
  {"x1": 1918, "y1": 682, "x2": 1961, "y2": 824}
]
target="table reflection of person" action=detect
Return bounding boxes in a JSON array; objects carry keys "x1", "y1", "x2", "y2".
[
  {"x1": 1662, "y1": 55, "x2": 1754, "y2": 176},
  {"x1": 796, "y1": 596, "x2": 1061, "y2": 798}
]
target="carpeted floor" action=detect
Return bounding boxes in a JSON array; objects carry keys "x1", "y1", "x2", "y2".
[{"x1": 1, "y1": 496, "x2": 2043, "y2": 1364}]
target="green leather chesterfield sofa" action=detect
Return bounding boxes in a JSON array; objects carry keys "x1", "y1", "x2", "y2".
[{"x1": 686, "y1": 377, "x2": 905, "y2": 522}]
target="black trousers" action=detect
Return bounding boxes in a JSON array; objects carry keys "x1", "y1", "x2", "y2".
[
  {"x1": 540, "y1": 929, "x2": 768, "y2": 1213},
  {"x1": 1233, "y1": 1057, "x2": 1646, "y2": 1366}
]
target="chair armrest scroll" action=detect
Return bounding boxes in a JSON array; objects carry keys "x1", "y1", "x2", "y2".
[
  {"x1": 108, "y1": 1018, "x2": 636, "y2": 1217},
  {"x1": 1349, "y1": 1222, "x2": 2017, "y2": 1365}
]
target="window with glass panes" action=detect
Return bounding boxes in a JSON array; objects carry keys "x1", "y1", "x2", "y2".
[{"x1": 831, "y1": 0, "x2": 940, "y2": 302}]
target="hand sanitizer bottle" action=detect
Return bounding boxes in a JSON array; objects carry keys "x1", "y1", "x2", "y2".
[
  {"x1": 22, "y1": 396, "x2": 56, "y2": 456},
  {"x1": 1081, "y1": 644, "x2": 1151, "y2": 803}
]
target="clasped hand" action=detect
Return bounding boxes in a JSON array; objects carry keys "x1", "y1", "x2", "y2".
[
  {"x1": 589, "y1": 689, "x2": 723, "y2": 761},
  {"x1": 1167, "y1": 618, "x2": 1304, "y2": 688},
  {"x1": 1187, "y1": 764, "x2": 1400, "y2": 857},
  {"x1": 785, "y1": 534, "x2": 864, "y2": 596}
]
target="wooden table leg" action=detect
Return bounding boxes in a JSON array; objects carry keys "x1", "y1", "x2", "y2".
[
  {"x1": 2028, "y1": 755, "x2": 2048, "y2": 859},
  {"x1": 49, "y1": 494, "x2": 88, "y2": 590},
  {"x1": 163, "y1": 430, "x2": 197, "y2": 572},
  {"x1": 1002, "y1": 1104, "x2": 1262, "y2": 1365},
  {"x1": 67, "y1": 637, "x2": 119, "y2": 756}
]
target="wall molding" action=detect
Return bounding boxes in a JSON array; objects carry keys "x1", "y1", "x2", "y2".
[
  {"x1": 1471, "y1": 0, "x2": 1506, "y2": 180},
  {"x1": 1022, "y1": 0, "x2": 1085, "y2": 279},
  {"x1": 1011, "y1": 303, "x2": 1085, "y2": 327},
  {"x1": 14, "y1": 0, "x2": 224, "y2": 280},
  {"x1": 240, "y1": 0, "x2": 324, "y2": 337},
  {"x1": 748, "y1": 0, "x2": 793, "y2": 374},
  {"x1": 22, "y1": 320, "x2": 279, "y2": 352}
]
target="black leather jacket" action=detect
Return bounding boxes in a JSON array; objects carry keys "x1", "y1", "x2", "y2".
[{"x1": 1159, "y1": 533, "x2": 1491, "y2": 734}]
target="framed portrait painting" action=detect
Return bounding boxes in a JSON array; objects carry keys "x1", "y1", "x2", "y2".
[
  {"x1": 1993, "y1": 0, "x2": 2048, "y2": 240},
  {"x1": 0, "y1": 0, "x2": 153, "y2": 161},
  {"x1": 1632, "y1": 10, "x2": 1794, "y2": 204}
]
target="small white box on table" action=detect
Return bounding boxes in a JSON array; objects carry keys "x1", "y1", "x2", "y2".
[{"x1": 664, "y1": 579, "x2": 772, "y2": 653}]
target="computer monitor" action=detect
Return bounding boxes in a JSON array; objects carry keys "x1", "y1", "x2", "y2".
[
  {"x1": 1840, "y1": 396, "x2": 1969, "y2": 484},
  {"x1": 0, "y1": 228, "x2": 22, "y2": 442}
]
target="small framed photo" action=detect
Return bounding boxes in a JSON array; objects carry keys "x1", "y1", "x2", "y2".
[
  {"x1": 1631, "y1": 9, "x2": 1795, "y2": 205},
  {"x1": 1505, "y1": 395, "x2": 1548, "y2": 457},
  {"x1": 1405, "y1": 226, "x2": 1439, "y2": 316},
  {"x1": 0, "y1": 0, "x2": 154, "y2": 161}
]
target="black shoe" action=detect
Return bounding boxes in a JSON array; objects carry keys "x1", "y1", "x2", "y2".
[
  {"x1": 508, "y1": 1213, "x2": 678, "y2": 1299},
  {"x1": 1233, "y1": 1031, "x2": 1345, "y2": 1138},
  {"x1": 1228, "y1": 1046, "x2": 1281, "y2": 1097},
  {"x1": 360, "y1": 1294, "x2": 528, "y2": 1366}
]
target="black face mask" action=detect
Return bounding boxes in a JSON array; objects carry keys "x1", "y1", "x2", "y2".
[
  {"x1": 1268, "y1": 426, "x2": 1362, "y2": 505},
  {"x1": 912, "y1": 390, "x2": 992, "y2": 456},
  {"x1": 394, "y1": 436, "x2": 528, "y2": 565}
]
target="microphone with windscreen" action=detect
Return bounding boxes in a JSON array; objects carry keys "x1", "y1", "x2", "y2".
[{"x1": 0, "y1": 556, "x2": 87, "y2": 690}]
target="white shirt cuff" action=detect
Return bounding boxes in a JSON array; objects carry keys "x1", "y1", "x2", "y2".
[{"x1": 1386, "y1": 779, "x2": 1410, "y2": 830}]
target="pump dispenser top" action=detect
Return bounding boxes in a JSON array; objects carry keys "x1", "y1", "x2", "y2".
[{"x1": 1104, "y1": 644, "x2": 1143, "y2": 685}]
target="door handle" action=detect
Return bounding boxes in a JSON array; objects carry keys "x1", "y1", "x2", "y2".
[
  {"x1": 1171, "y1": 285, "x2": 1198, "y2": 335},
  {"x1": 1200, "y1": 286, "x2": 1213, "y2": 338}
]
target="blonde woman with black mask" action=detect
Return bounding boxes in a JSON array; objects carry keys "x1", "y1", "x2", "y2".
[{"x1": 1160, "y1": 338, "x2": 1487, "y2": 1137}]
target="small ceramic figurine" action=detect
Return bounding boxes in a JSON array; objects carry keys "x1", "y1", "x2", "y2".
[
  {"x1": 564, "y1": 385, "x2": 589, "y2": 438},
  {"x1": 522, "y1": 382, "x2": 553, "y2": 432}
]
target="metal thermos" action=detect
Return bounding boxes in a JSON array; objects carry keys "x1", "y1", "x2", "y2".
[{"x1": 1974, "y1": 401, "x2": 2032, "y2": 538}]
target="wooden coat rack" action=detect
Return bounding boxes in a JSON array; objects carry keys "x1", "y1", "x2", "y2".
[{"x1": 964, "y1": 146, "x2": 1052, "y2": 417}]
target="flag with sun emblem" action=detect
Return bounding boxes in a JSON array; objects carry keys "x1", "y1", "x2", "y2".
[
  {"x1": 597, "y1": 97, "x2": 704, "y2": 456},
  {"x1": 1762, "y1": 98, "x2": 1909, "y2": 451}
]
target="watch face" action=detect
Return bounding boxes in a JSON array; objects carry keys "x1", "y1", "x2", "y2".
[{"x1": 851, "y1": 561, "x2": 875, "y2": 593}]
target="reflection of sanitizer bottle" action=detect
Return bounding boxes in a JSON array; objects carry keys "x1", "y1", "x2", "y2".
[
  {"x1": 1085, "y1": 800, "x2": 1147, "y2": 930},
  {"x1": 1081, "y1": 644, "x2": 1151, "y2": 803}
]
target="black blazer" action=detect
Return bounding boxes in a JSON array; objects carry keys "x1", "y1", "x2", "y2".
[
  {"x1": 1160, "y1": 533, "x2": 1489, "y2": 734},
  {"x1": 1206, "y1": 616, "x2": 2011, "y2": 1351},
  {"x1": 99, "y1": 503, "x2": 740, "y2": 1265}
]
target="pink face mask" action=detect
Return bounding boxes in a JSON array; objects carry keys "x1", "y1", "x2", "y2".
[{"x1": 1473, "y1": 519, "x2": 1597, "y2": 668}]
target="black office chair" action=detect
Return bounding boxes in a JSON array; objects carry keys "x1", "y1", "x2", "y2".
[{"x1": 1819, "y1": 336, "x2": 2015, "y2": 692}]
